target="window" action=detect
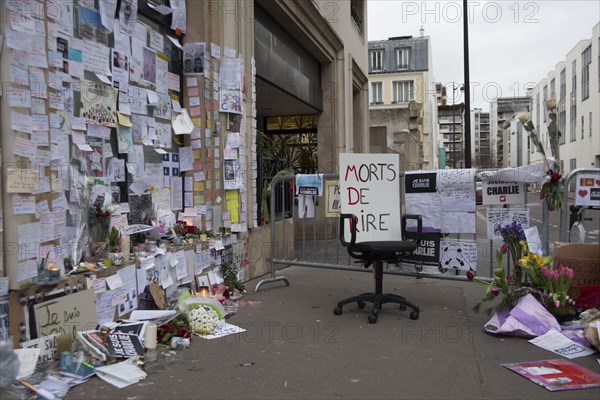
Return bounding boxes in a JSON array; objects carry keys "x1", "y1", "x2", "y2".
[
  {"x1": 559, "y1": 69, "x2": 566, "y2": 145},
  {"x1": 550, "y1": 78, "x2": 555, "y2": 101},
  {"x1": 581, "y1": 115, "x2": 584, "y2": 139},
  {"x1": 392, "y1": 80, "x2": 414, "y2": 103},
  {"x1": 542, "y1": 85, "x2": 547, "y2": 122},
  {"x1": 590, "y1": 112, "x2": 593, "y2": 137},
  {"x1": 370, "y1": 49, "x2": 383, "y2": 71},
  {"x1": 370, "y1": 81, "x2": 383, "y2": 104},
  {"x1": 570, "y1": 60, "x2": 577, "y2": 141},
  {"x1": 535, "y1": 93, "x2": 540, "y2": 138},
  {"x1": 395, "y1": 48, "x2": 409, "y2": 70},
  {"x1": 582, "y1": 45, "x2": 591, "y2": 100},
  {"x1": 350, "y1": 0, "x2": 364, "y2": 33},
  {"x1": 571, "y1": 59, "x2": 577, "y2": 100}
]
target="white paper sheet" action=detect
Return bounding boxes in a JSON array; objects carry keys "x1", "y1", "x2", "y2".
[{"x1": 529, "y1": 328, "x2": 596, "y2": 359}]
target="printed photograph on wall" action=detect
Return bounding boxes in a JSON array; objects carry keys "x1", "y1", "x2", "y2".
[
  {"x1": 112, "y1": 49, "x2": 130, "y2": 91},
  {"x1": 183, "y1": 42, "x2": 205, "y2": 74},
  {"x1": 78, "y1": 4, "x2": 108, "y2": 45}
]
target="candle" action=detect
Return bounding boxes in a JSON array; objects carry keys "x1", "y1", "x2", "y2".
[
  {"x1": 144, "y1": 323, "x2": 157, "y2": 350},
  {"x1": 120, "y1": 235, "x2": 131, "y2": 262},
  {"x1": 198, "y1": 286, "x2": 210, "y2": 298},
  {"x1": 46, "y1": 264, "x2": 60, "y2": 280}
]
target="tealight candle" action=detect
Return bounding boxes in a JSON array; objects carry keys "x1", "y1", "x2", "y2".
[
  {"x1": 46, "y1": 263, "x2": 60, "y2": 280},
  {"x1": 198, "y1": 286, "x2": 210, "y2": 297}
]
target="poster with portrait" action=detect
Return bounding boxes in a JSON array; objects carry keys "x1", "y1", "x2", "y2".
[
  {"x1": 86, "y1": 136, "x2": 104, "y2": 177},
  {"x1": 112, "y1": 49, "x2": 129, "y2": 92},
  {"x1": 183, "y1": 42, "x2": 205, "y2": 75},
  {"x1": 80, "y1": 80, "x2": 117, "y2": 127},
  {"x1": 143, "y1": 47, "x2": 156, "y2": 85},
  {"x1": 224, "y1": 159, "x2": 242, "y2": 190},
  {"x1": 119, "y1": 0, "x2": 138, "y2": 36}
]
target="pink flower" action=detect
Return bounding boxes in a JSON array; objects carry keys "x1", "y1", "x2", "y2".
[
  {"x1": 506, "y1": 274, "x2": 513, "y2": 281},
  {"x1": 565, "y1": 268, "x2": 574, "y2": 279},
  {"x1": 541, "y1": 267, "x2": 551, "y2": 278},
  {"x1": 501, "y1": 243, "x2": 507, "y2": 254},
  {"x1": 554, "y1": 300, "x2": 561, "y2": 308},
  {"x1": 466, "y1": 271, "x2": 474, "y2": 281},
  {"x1": 491, "y1": 287, "x2": 499, "y2": 297}
]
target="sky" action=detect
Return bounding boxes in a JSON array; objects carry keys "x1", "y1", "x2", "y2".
[{"x1": 368, "y1": 0, "x2": 600, "y2": 111}]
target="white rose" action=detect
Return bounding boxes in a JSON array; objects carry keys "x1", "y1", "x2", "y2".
[
  {"x1": 546, "y1": 98, "x2": 557, "y2": 110},
  {"x1": 517, "y1": 112, "x2": 530, "y2": 124}
]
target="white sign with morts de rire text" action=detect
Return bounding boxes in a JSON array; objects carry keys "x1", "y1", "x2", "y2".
[{"x1": 482, "y1": 180, "x2": 526, "y2": 205}]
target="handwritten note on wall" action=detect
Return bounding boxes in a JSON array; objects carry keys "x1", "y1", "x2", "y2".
[{"x1": 486, "y1": 210, "x2": 530, "y2": 240}]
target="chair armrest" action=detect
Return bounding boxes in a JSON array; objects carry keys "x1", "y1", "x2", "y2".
[
  {"x1": 402, "y1": 214, "x2": 422, "y2": 244},
  {"x1": 339, "y1": 213, "x2": 357, "y2": 248}
]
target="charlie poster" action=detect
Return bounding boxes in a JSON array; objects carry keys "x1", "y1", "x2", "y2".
[
  {"x1": 80, "y1": 80, "x2": 117, "y2": 127},
  {"x1": 340, "y1": 153, "x2": 401, "y2": 242}
]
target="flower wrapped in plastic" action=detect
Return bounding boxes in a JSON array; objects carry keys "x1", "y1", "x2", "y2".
[
  {"x1": 188, "y1": 305, "x2": 221, "y2": 334},
  {"x1": 178, "y1": 290, "x2": 225, "y2": 334},
  {"x1": 517, "y1": 100, "x2": 563, "y2": 211}
]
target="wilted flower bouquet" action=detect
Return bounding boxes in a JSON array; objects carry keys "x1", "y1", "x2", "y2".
[{"x1": 517, "y1": 99, "x2": 563, "y2": 211}]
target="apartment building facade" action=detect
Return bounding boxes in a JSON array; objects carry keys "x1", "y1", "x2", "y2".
[
  {"x1": 526, "y1": 22, "x2": 599, "y2": 174},
  {"x1": 367, "y1": 32, "x2": 438, "y2": 170}
]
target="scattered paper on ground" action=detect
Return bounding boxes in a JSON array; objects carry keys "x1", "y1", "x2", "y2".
[
  {"x1": 529, "y1": 328, "x2": 596, "y2": 359},
  {"x1": 194, "y1": 322, "x2": 245, "y2": 340}
]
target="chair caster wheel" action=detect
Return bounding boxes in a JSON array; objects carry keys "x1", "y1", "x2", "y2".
[
  {"x1": 333, "y1": 306, "x2": 343, "y2": 315},
  {"x1": 357, "y1": 301, "x2": 366, "y2": 309},
  {"x1": 399, "y1": 304, "x2": 407, "y2": 311},
  {"x1": 410, "y1": 311, "x2": 419, "y2": 320},
  {"x1": 368, "y1": 315, "x2": 378, "y2": 324}
]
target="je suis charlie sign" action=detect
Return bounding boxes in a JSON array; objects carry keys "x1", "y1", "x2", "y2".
[{"x1": 482, "y1": 180, "x2": 526, "y2": 205}]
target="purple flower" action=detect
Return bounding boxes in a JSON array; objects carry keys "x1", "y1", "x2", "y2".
[
  {"x1": 506, "y1": 274, "x2": 513, "y2": 281},
  {"x1": 466, "y1": 271, "x2": 474, "y2": 281},
  {"x1": 501, "y1": 243, "x2": 508, "y2": 254},
  {"x1": 491, "y1": 287, "x2": 499, "y2": 297}
]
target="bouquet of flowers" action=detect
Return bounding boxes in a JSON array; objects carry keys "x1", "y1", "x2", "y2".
[
  {"x1": 517, "y1": 99, "x2": 563, "y2": 211},
  {"x1": 157, "y1": 314, "x2": 191, "y2": 346},
  {"x1": 470, "y1": 224, "x2": 576, "y2": 319}
]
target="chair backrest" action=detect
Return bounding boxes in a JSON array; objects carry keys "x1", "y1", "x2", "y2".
[{"x1": 339, "y1": 213, "x2": 423, "y2": 262}]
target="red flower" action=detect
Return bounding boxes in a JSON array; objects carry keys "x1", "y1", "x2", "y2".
[{"x1": 550, "y1": 171, "x2": 561, "y2": 184}]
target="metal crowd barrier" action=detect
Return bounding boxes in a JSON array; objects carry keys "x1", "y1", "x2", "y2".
[
  {"x1": 254, "y1": 170, "x2": 555, "y2": 292},
  {"x1": 559, "y1": 167, "x2": 600, "y2": 243}
]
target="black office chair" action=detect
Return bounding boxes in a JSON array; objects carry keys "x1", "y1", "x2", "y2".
[{"x1": 334, "y1": 213, "x2": 423, "y2": 324}]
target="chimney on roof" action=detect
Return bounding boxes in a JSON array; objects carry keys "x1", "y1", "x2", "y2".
[{"x1": 420, "y1": 25, "x2": 425, "y2": 37}]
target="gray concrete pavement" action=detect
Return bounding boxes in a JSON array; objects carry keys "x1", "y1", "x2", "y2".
[{"x1": 67, "y1": 265, "x2": 600, "y2": 400}]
